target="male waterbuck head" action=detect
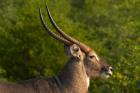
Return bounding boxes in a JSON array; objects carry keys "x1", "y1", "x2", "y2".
[{"x1": 39, "y1": 4, "x2": 113, "y2": 81}]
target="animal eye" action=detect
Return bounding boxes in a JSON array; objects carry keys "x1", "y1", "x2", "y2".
[{"x1": 89, "y1": 55, "x2": 95, "y2": 59}]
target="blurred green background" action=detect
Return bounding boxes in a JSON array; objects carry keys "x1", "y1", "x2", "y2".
[{"x1": 0, "y1": 0, "x2": 140, "y2": 93}]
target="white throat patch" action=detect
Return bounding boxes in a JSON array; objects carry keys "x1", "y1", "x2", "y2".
[{"x1": 86, "y1": 77, "x2": 90, "y2": 88}]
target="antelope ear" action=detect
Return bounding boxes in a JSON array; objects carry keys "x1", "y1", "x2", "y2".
[
  {"x1": 64, "y1": 44, "x2": 70, "y2": 56},
  {"x1": 69, "y1": 44, "x2": 82, "y2": 60},
  {"x1": 64, "y1": 44, "x2": 83, "y2": 60}
]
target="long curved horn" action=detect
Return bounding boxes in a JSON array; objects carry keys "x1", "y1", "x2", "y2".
[
  {"x1": 45, "y1": 4, "x2": 92, "y2": 54},
  {"x1": 39, "y1": 8, "x2": 72, "y2": 45}
]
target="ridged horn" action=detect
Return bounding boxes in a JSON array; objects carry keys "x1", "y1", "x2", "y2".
[
  {"x1": 45, "y1": 4, "x2": 92, "y2": 54},
  {"x1": 39, "y1": 8, "x2": 72, "y2": 45}
]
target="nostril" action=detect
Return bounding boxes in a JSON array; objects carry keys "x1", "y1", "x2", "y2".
[{"x1": 109, "y1": 67, "x2": 113, "y2": 72}]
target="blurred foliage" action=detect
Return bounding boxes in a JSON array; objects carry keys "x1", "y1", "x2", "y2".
[{"x1": 0, "y1": 0, "x2": 140, "y2": 93}]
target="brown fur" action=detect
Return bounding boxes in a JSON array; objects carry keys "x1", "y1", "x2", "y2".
[{"x1": 0, "y1": 45, "x2": 89, "y2": 93}]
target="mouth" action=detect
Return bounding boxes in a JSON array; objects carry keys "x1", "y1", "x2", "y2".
[
  {"x1": 106, "y1": 72, "x2": 112, "y2": 76},
  {"x1": 100, "y1": 71, "x2": 112, "y2": 79}
]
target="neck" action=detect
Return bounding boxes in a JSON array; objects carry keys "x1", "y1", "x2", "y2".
[
  {"x1": 58, "y1": 58, "x2": 89, "y2": 93},
  {"x1": 86, "y1": 76, "x2": 90, "y2": 89}
]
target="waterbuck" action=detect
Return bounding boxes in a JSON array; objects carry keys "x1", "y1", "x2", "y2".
[{"x1": 0, "y1": 4, "x2": 113, "y2": 93}]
